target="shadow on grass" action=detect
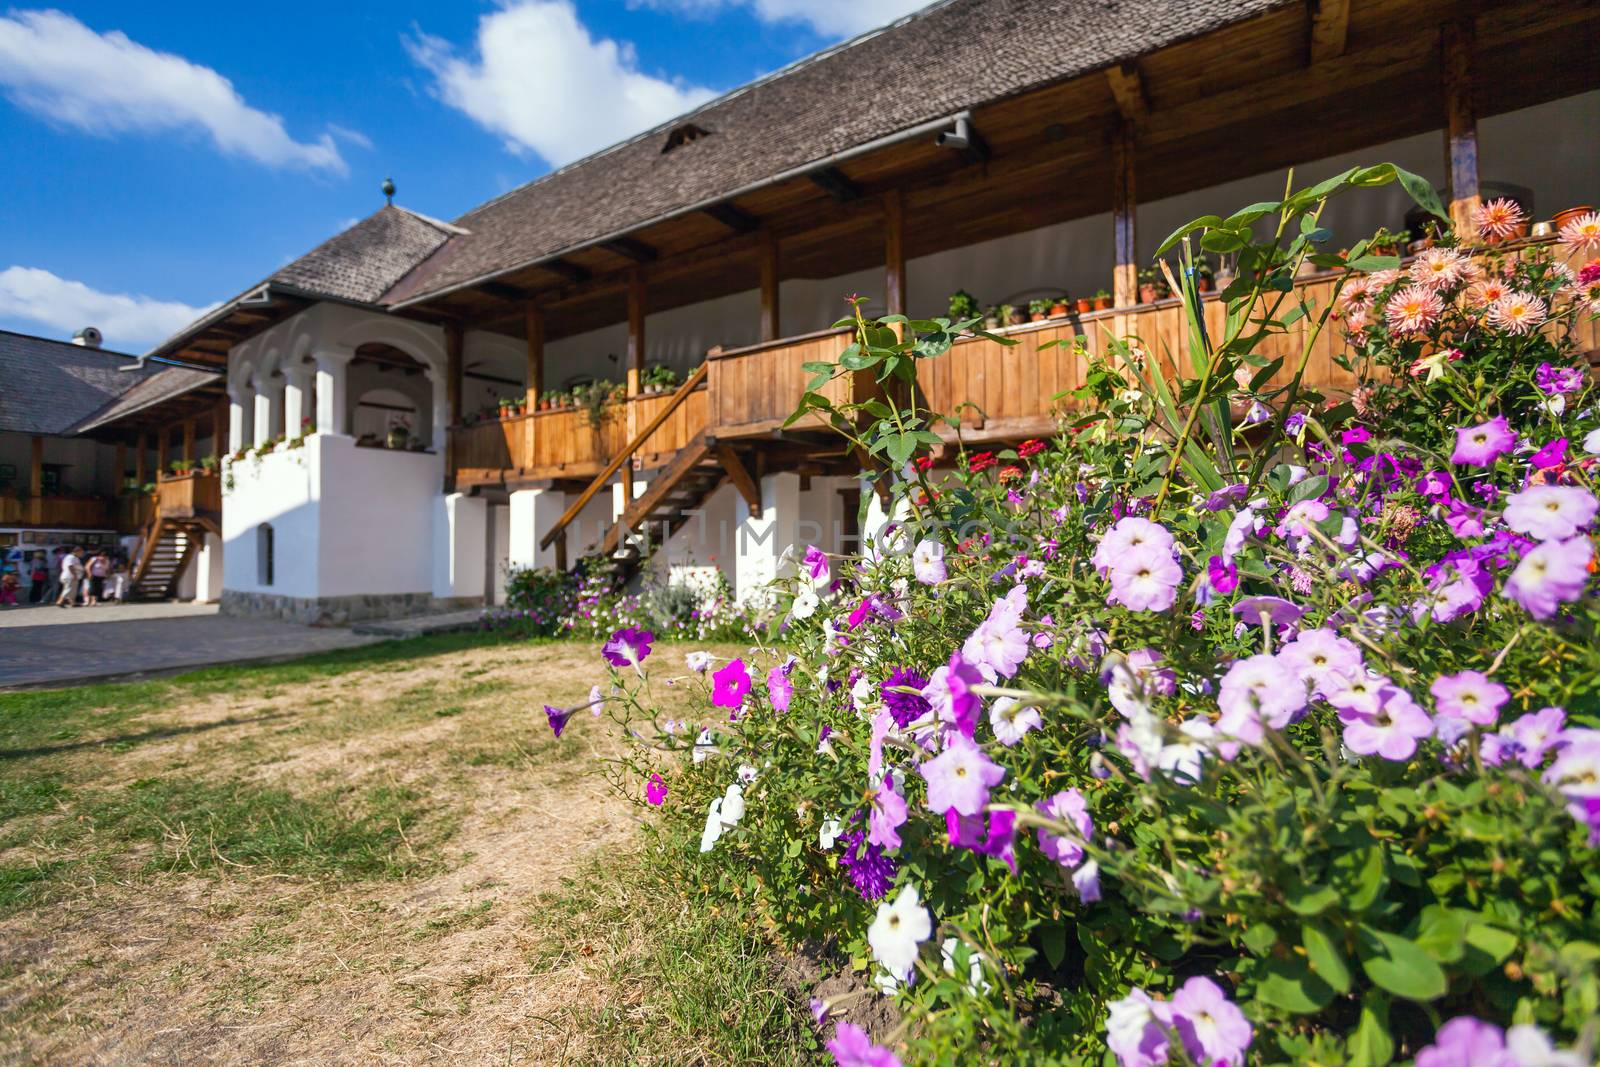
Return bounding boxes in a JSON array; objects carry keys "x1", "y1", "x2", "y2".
[{"x1": 0, "y1": 709, "x2": 292, "y2": 761}]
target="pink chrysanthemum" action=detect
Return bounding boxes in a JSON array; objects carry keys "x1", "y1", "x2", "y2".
[
  {"x1": 1409, "y1": 248, "x2": 1466, "y2": 290},
  {"x1": 1338, "y1": 275, "x2": 1372, "y2": 307},
  {"x1": 1341, "y1": 305, "x2": 1371, "y2": 343},
  {"x1": 1472, "y1": 197, "x2": 1527, "y2": 241},
  {"x1": 1559, "y1": 211, "x2": 1600, "y2": 254},
  {"x1": 1487, "y1": 291, "x2": 1548, "y2": 335},
  {"x1": 1467, "y1": 278, "x2": 1511, "y2": 307},
  {"x1": 1384, "y1": 285, "x2": 1443, "y2": 335},
  {"x1": 1366, "y1": 268, "x2": 1403, "y2": 291}
]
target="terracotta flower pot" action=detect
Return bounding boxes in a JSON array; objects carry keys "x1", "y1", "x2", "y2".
[
  {"x1": 1095, "y1": 297, "x2": 1112, "y2": 311},
  {"x1": 1553, "y1": 206, "x2": 1595, "y2": 232},
  {"x1": 1138, "y1": 284, "x2": 1158, "y2": 304},
  {"x1": 1030, "y1": 312, "x2": 1046, "y2": 322},
  {"x1": 1197, "y1": 278, "x2": 1214, "y2": 293},
  {"x1": 1075, "y1": 298, "x2": 1092, "y2": 313},
  {"x1": 1050, "y1": 303, "x2": 1068, "y2": 317}
]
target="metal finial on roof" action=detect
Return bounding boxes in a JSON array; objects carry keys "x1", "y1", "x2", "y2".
[{"x1": 382, "y1": 177, "x2": 396, "y2": 205}]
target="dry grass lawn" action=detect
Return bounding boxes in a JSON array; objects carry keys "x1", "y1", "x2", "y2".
[{"x1": 0, "y1": 634, "x2": 809, "y2": 1066}]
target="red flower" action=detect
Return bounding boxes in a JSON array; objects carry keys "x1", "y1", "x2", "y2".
[
  {"x1": 998, "y1": 465, "x2": 1023, "y2": 482},
  {"x1": 913, "y1": 454, "x2": 935, "y2": 472},
  {"x1": 1018, "y1": 439, "x2": 1046, "y2": 458},
  {"x1": 968, "y1": 451, "x2": 997, "y2": 473}
]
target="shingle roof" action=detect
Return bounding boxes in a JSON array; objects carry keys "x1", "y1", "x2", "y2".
[
  {"x1": 273, "y1": 205, "x2": 461, "y2": 304},
  {"x1": 69, "y1": 365, "x2": 221, "y2": 434},
  {"x1": 387, "y1": 0, "x2": 1285, "y2": 302},
  {"x1": 0, "y1": 330, "x2": 219, "y2": 436}
]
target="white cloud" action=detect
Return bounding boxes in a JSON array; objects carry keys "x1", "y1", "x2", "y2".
[
  {"x1": 0, "y1": 9, "x2": 347, "y2": 173},
  {"x1": 407, "y1": 1, "x2": 717, "y2": 167},
  {"x1": 635, "y1": 0, "x2": 931, "y2": 37},
  {"x1": 0, "y1": 266, "x2": 213, "y2": 350}
]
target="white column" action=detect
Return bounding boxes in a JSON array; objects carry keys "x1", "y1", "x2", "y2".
[
  {"x1": 283, "y1": 364, "x2": 312, "y2": 438},
  {"x1": 229, "y1": 385, "x2": 253, "y2": 450},
  {"x1": 427, "y1": 366, "x2": 450, "y2": 452},
  {"x1": 314, "y1": 348, "x2": 354, "y2": 436},
  {"x1": 509, "y1": 487, "x2": 567, "y2": 571},
  {"x1": 431, "y1": 492, "x2": 487, "y2": 601},
  {"x1": 253, "y1": 388, "x2": 272, "y2": 447},
  {"x1": 734, "y1": 472, "x2": 800, "y2": 603},
  {"x1": 195, "y1": 532, "x2": 224, "y2": 602}
]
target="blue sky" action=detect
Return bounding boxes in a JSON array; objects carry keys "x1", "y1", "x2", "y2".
[{"x1": 0, "y1": 0, "x2": 928, "y2": 352}]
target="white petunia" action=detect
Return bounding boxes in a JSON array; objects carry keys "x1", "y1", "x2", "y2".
[
  {"x1": 819, "y1": 817, "x2": 843, "y2": 850},
  {"x1": 1585, "y1": 427, "x2": 1600, "y2": 455},
  {"x1": 699, "y1": 798, "x2": 724, "y2": 852},
  {"x1": 867, "y1": 883, "x2": 932, "y2": 981},
  {"x1": 692, "y1": 727, "x2": 716, "y2": 764},
  {"x1": 685, "y1": 650, "x2": 715, "y2": 673},
  {"x1": 940, "y1": 937, "x2": 993, "y2": 994},
  {"x1": 912, "y1": 539, "x2": 947, "y2": 585},
  {"x1": 989, "y1": 696, "x2": 1042, "y2": 747},
  {"x1": 1157, "y1": 716, "x2": 1216, "y2": 785},
  {"x1": 791, "y1": 587, "x2": 820, "y2": 619}
]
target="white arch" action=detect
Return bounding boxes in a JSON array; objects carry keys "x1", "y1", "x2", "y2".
[{"x1": 333, "y1": 317, "x2": 446, "y2": 376}]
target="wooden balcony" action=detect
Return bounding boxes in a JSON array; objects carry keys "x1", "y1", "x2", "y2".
[
  {"x1": 450, "y1": 236, "x2": 1599, "y2": 488},
  {"x1": 155, "y1": 471, "x2": 221, "y2": 520},
  {"x1": 0, "y1": 494, "x2": 119, "y2": 530},
  {"x1": 452, "y1": 384, "x2": 709, "y2": 487}
]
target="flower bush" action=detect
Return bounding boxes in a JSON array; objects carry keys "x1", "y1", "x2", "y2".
[
  {"x1": 489, "y1": 562, "x2": 769, "y2": 641},
  {"x1": 553, "y1": 166, "x2": 1600, "y2": 1064}
]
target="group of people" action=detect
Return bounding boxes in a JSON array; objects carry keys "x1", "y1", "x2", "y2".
[{"x1": 0, "y1": 546, "x2": 130, "y2": 608}]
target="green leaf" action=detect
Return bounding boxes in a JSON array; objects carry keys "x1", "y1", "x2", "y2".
[
  {"x1": 1336, "y1": 845, "x2": 1387, "y2": 912},
  {"x1": 1392, "y1": 163, "x2": 1449, "y2": 220},
  {"x1": 1357, "y1": 927, "x2": 1448, "y2": 1001},
  {"x1": 1289, "y1": 475, "x2": 1330, "y2": 504},
  {"x1": 1254, "y1": 954, "x2": 1334, "y2": 1014},
  {"x1": 1414, "y1": 906, "x2": 1468, "y2": 964},
  {"x1": 1223, "y1": 202, "x2": 1280, "y2": 230},
  {"x1": 1347, "y1": 254, "x2": 1400, "y2": 272},
  {"x1": 1040, "y1": 924, "x2": 1066, "y2": 969},
  {"x1": 1302, "y1": 922, "x2": 1352, "y2": 993},
  {"x1": 1348, "y1": 990, "x2": 1394, "y2": 1067},
  {"x1": 1460, "y1": 921, "x2": 1518, "y2": 976},
  {"x1": 1243, "y1": 923, "x2": 1279, "y2": 955},
  {"x1": 1155, "y1": 214, "x2": 1225, "y2": 256},
  {"x1": 1200, "y1": 228, "x2": 1247, "y2": 253},
  {"x1": 1284, "y1": 876, "x2": 1340, "y2": 917}
]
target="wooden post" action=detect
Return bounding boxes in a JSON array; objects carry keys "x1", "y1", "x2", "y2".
[
  {"x1": 524, "y1": 304, "x2": 544, "y2": 410},
  {"x1": 1443, "y1": 20, "x2": 1480, "y2": 239},
  {"x1": 884, "y1": 189, "x2": 907, "y2": 324},
  {"x1": 759, "y1": 230, "x2": 780, "y2": 342},
  {"x1": 156, "y1": 425, "x2": 168, "y2": 477},
  {"x1": 28, "y1": 435, "x2": 42, "y2": 525},
  {"x1": 623, "y1": 269, "x2": 646, "y2": 505},
  {"x1": 134, "y1": 431, "x2": 146, "y2": 485},
  {"x1": 212, "y1": 401, "x2": 226, "y2": 456},
  {"x1": 445, "y1": 323, "x2": 464, "y2": 492},
  {"x1": 1111, "y1": 121, "x2": 1137, "y2": 314},
  {"x1": 182, "y1": 419, "x2": 195, "y2": 464}
]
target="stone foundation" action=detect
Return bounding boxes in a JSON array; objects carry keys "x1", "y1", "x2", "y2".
[{"x1": 220, "y1": 590, "x2": 476, "y2": 627}]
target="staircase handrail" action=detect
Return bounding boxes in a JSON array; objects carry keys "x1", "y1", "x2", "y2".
[
  {"x1": 539, "y1": 362, "x2": 708, "y2": 551},
  {"x1": 132, "y1": 509, "x2": 164, "y2": 587}
]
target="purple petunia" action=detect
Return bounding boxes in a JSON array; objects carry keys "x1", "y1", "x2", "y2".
[
  {"x1": 601, "y1": 627, "x2": 654, "y2": 670},
  {"x1": 1504, "y1": 537, "x2": 1593, "y2": 619},
  {"x1": 1450, "y1": 415, "x2": 1517, "y2": 466},
  {"x1": 767, "y1": 663, "x2": 794, "y2": 712},
  {"x1": 918, "y1": 734, "x2": 1005, "y2": 816},
  {"x1": 1482, "y1": 707, "x2": 1567, "y2": 768},
  {"x1": 923, "y1": 653, "x2": 985, "y2": 737},
  {"x1": 1170, "y1": 977, "x2": 1253, "y2": 1067},
  {"x1": 1277, "y1": 627, "x2": 1363, "y2": 699},
  {"x1": 1429, "y1": 670, "x2": 1509, "y2": 727},
  {"x1": 945, "y1": 807, "x2": 1017, "y2": 872},
  {"x1": 803, "y1": 544, "x2": 831, "y2": 583},
  {"x1": 645, "y1": 772, "x2": 668, "y2": 806},
  {"x1": 712, "y1": 658, "x2": 752, "y2": 708},
  {"x1": 837, "y1": 825, "x2": 897, "y2": 901},
  {"x1": 1215, "y1": 653, "x2": 1307, "y2": 757},
  {"x1": 868, "y1": 771, "x2": 908, "y2": 850},
  {"x1": 545, "y1": 704, "x2": 574, "y2": 737},
  {"x1": 1108, "y1": 542, "x2": 1183, "y2": 613},
  {"x1": 1503, "y1": 484, "x2": 1597, "y2": 541},
  {"x1": 1105, "y1": 989, "x2": 1171, "y2": 1067},
  {"x1": 1339, "y1": 684, "x2": 1433, "y2": 761},
  {"x1": 826, "y1": 1022, "x2": 901, "y2": 1067},
  {"x1": 1035, "y1": 788, "x2": 1093, "y2": 869}
]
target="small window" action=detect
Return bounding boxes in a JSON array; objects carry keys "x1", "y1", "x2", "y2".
[
  {"x1": 256, "y1": 523, "x2": 274, "y2": 586},
  {"x1": 661, "y1": 122, "x2": 710, "y2": 154}
]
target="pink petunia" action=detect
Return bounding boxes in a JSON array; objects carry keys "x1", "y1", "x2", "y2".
[
  {"x1": 711, "y1": 658, "x2": 752, "y2": 708},
  {"x1": 1107, "y1": 541, "x2": 1183, "y2": 613},
  {"x1": 1429, "y1": 670, "x2": 1509, "y2": 727},
  {"x1": 918, "y1": 734, "x2": 1006, "y2": 816},
  {"x1": 1504, "y1": 537, "x2": 1593, "y2": 620},
  {"x1": 1339, "y1": 685, "x2": 1433, "y2": 760},
  {"x1": 1215, "y1": 653, "x2": 1307, "y2": 756},
  {"x1": 826, "y1": 1021, "x2": 902, "y2": 1067},
  {"x1": 767, "y1": 663, "x2": 794, "y2": 711},
  {"x1": 1450, "y1": 415, "x2": 1516, "y2": 467},
  {"x1": 1503, "y1": 484, "x2": 1597, "y2": 541},
  {"x1": 645, "y1": 773, "x2": 668, "y2": 806}
]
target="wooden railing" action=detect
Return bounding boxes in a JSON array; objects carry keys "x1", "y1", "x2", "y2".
[
  {"x1": 539, "y1": 363, "x2": 710, "y2": 561},
  {"x1": 156, "y1": 471, "x2": 221, "y2": 519},
  {"x1": 451, "y1": 382, "x2": 710, "y2": 486},
  {"x1": 706, "y1": 327, "x2": 877, "y2": 437},
  {"x1": 0, "y1": 494, "x2": 118, "y2": 529},
  {"x1": 119, "y1": 492, "x2": 155, "y2": 532}
]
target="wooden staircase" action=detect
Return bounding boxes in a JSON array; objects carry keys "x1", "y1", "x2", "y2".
[{"x1": 130, "y1": 519, "x2": 199, "y2": 600}]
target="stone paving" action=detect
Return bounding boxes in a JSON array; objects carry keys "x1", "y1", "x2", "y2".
[{"x1": 0, "y1": 602, "x2": 379, "y2": 689}]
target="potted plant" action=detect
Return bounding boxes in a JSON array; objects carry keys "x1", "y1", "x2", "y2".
[
  {"x1": 168, "y1": 459, "x2": 192, "y2": 477},
  {"x1": 1138, "y1": 267, "x2": 1161, "y2": 304},
  {"x1": 539, "y1": 390, "x2": 554, "y2": 411},
  {"x1": 1028, "y1": 298, "x2": 1053, "y2": 322},
  {"x1": 1553, "y1": 204, "x2": 1595, "y2": 232},
  {"x1": 198, "y1": 455, "x2": 218, "y2": 474},
  {"x1": 998, "y1": 304, "x2": 1021, "y2": 328},
  {"x1": 1050, "y1": 295, "x2": 1069, "y2": 317},
  {"x1": 982, "y1": 305, "x2": 1001, "y2": 330},
  {"x1": 1094, "y1": 288, "x2": 1113, "y2": 311},
  {"x1": 1075, "y1": 293, "x2": 1093, "y2": 314},
  {"x1": 948, "y1": 289, "x2": 979, "y2": 321},
  {"x1": 1369, "y1": 226, "x2": 1405, "y2": 257},
  {"x1": 1195, "y1": 258, "x2": 1216, "y2": 293},
  {"x1": 386, "y1": 416, "x2": 411, "y2": 449}
]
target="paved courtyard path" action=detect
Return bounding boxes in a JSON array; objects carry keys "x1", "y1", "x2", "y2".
[{"x1": 0, "y1": 602, "x2": 376, "y2": 688}]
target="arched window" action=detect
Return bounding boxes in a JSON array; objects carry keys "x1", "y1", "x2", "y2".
[{"x1": 256, "y1": 523, "x2": 274, "y2": 586}]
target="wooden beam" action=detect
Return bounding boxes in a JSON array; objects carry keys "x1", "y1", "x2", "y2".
[
  {"x1": 446, "y1": 322, "x2": 464, "y2": 492},
  {"x1": 28, "y1": 436, "x2": 42, "y2": 526},
  {"x1": 1309, "y1": 0, "x2": 1350, "y2": 63},
  {"x1": 626, "y1": 269, "x2": 646, "y2": 398},
  {"x1": 704, "y1": 202, "x2": 760, "y2": 233},
  {"x1": 602, "y1": 237, "x2": 657, "y2": 263},
  {"x1": 717, "y1": 445, "x2": 761, "y2": 514},
  {"x1": 1443, "y1": 20, "x2": 1480, "y2": 238},
  {"x1": 524, "y1": 303, "x2": 544, "y2": 410},
  {"x1": 1111, "y1": 120, "x2": 1138, "y2": 315},
  {"x1": 884, "y1": 189, "x2": 907, "y2": 340},
  {"x1": 1105, "y1": 62, "x2": 1149, "y2": 126},
  {"x1": 481, "y1": 281, "x2": 529, "y2": 304},
  {"x1": 810, "y1": 166, "x2": 862, "y2": 203},
  {"x1": 182, "y1": 419, "x2": 195, "y2": 463},
  {"x1": 542, "y1": 259, "x2": 591, "y2": 284},
  {"x1": 213, "y1": 400, "x2": 226, "y2": 455},
  {"x1": 759, "y1": 229, "x2": 780, "y2": 342}
]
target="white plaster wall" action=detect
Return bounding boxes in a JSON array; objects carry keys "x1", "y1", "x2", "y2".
[
  {"x1": 431, "y1": 492, "x2": 486, "y2": 600},
  {"x1": 221, "y1": 444, "x2": 320, "y2": 599},
  {"x1": 316, "y1": 435, "x2": 439, "y2": 598},
  {"x1": 195, "y1": 532, "x2": 224, "y2": 602},
  {"x1": 490, "y1": 504, "x2": 510, "y2": 604},
  {"x1": 508, "y1": 487, "x2": 566, "y2": 571}
]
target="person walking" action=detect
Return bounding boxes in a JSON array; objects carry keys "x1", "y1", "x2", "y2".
[
  {"x1": 55, "y1": 546, "x2": 83, "y2": 608},
  {"x1": 0, "y1": 568, "x2": 19, "y2": 607},
  {"x1": 86, "y1": 551, "x2": 110, "y2": 606},
  {"x1": 28, "y1": 554, "x2": 47, "y2": 604}
]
